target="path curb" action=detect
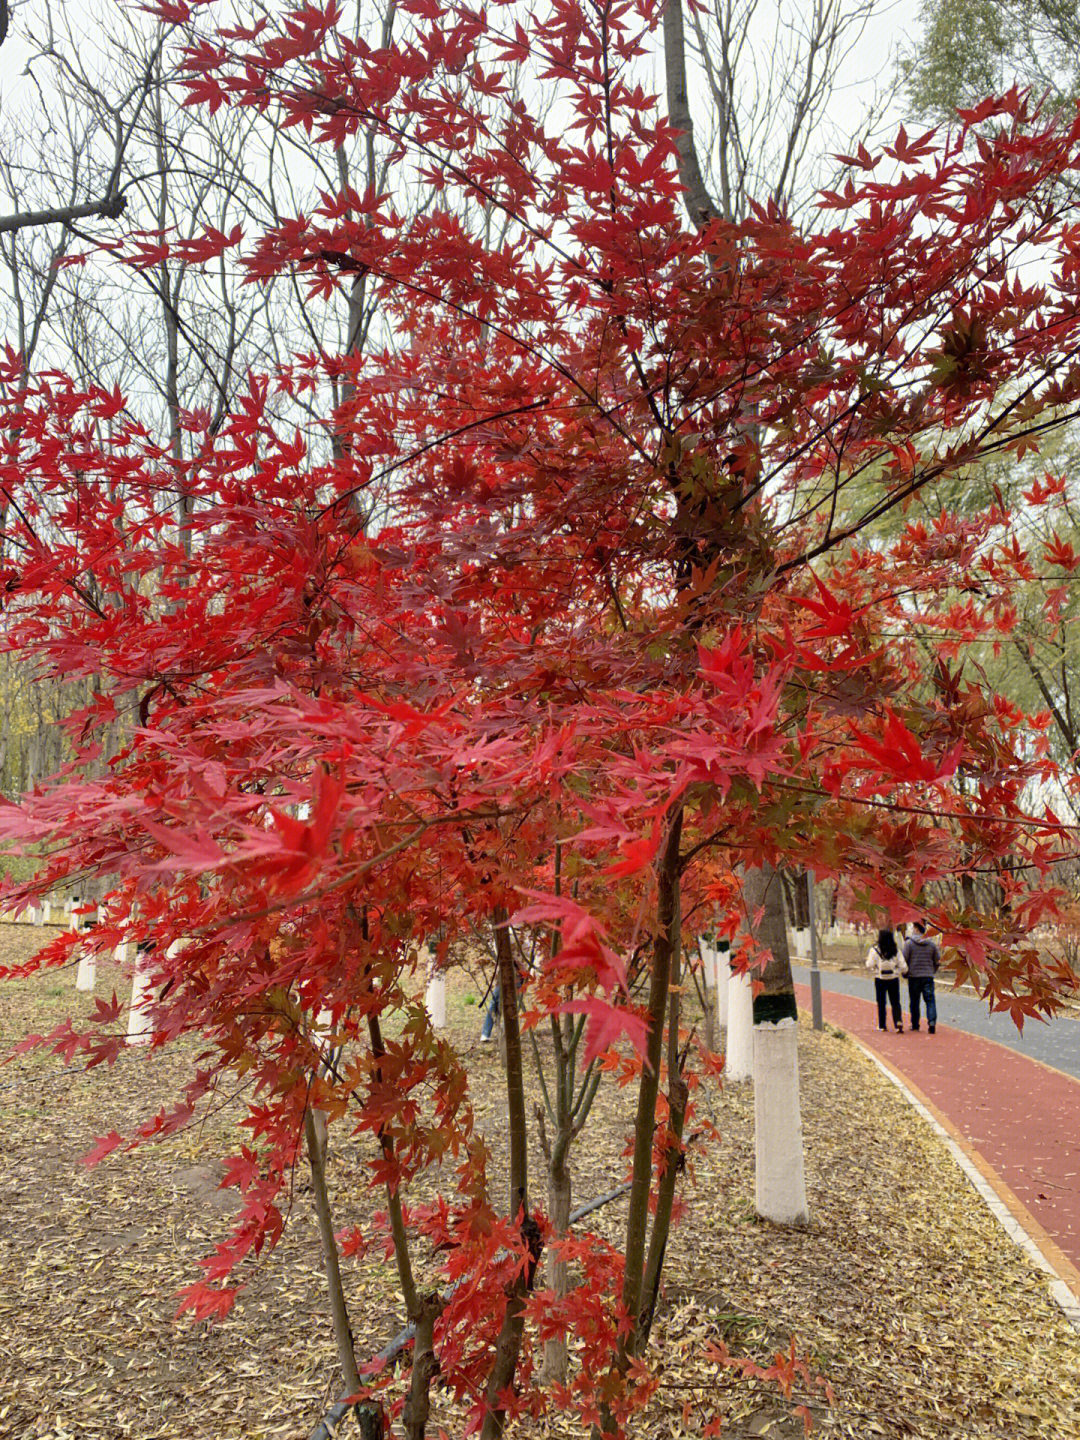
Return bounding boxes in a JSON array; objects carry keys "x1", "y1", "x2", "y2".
[{"x1": 851, "y1": 1036, "x2": 1080, "y2": 1334}]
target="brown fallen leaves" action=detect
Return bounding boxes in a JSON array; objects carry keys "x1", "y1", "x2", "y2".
[{"x1": 0, "y1": 923, "x2": 1077, "y2": 1440}]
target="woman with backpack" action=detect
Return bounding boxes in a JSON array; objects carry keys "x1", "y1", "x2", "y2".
[{"x1": 866, "y1": 927, "x2": 907, "y2": 1032}]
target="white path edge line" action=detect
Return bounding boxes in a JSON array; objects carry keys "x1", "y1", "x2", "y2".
[{"x1": 851, "y1": 1037, "x2": 1080, "y2": 1335}]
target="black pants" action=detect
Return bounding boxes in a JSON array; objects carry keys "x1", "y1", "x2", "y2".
[
  {"x1": 908, "y1": 975, "x2": 937, "y2": 1029},
  {"x1": 875, "y1": 977, "x2": 902, "y2": 1029}
]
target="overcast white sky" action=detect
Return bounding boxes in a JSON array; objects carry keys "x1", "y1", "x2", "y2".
[
  {"x1": 831, "y1": 0, "x2": 921, "y2": 129},
  {"x1": 0, "y1": 0, "x2": 923, "y2": 139}
]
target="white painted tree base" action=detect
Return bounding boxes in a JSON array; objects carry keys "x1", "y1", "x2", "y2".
[
  {"x1": 790, "y1": 927, "x2": 810, "y2": 961},
  {"x1": 425, "y1": 972, "x2": 447, "y2": 1029},
  {"x1": 753, "y1": 1018, "x2": 809, "y2": 1225},
  {"x1": 127, "y1": 958, "x2": 155, "y2": 1045},
  {"x1": 699, "y1": 940, "x2": 717, "y2": 990},
  {"x1": 716, "y1": 950, "x2": 731, "y2": 1029},
  {"x1": 75, "y1": 953, "x2": 96, "y2": 992},
  {"x1": 725, "y1": 971, "x2": 754, "y2": 1081}
]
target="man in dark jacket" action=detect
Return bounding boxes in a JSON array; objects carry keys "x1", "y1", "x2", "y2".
[{"x1": 902, "y1": 921, "x2": 941, "y2": 1033}]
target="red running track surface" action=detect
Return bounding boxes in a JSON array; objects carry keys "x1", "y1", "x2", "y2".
[{"x1": 793, "y1": 982, "x2": 1080, "y2": 1291}]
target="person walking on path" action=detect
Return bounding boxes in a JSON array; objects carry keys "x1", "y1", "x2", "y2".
[
  {"x1": 903, "y1": 920, "x2": 941, "y2": 1033},
  {"x1": 480, "y1": 952, "x2": 528, "y2": 1042},
  {"x1": 866, "y1": 927, "x2": 907, "y2": 1032},
  {"x1": 480, "y1": 978, "x2": 501, "y2": 1042}
]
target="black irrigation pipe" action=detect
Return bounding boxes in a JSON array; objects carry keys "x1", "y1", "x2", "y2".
[{"x1": 308, "y1": 1180, "x2": 633, "y2": 1440}]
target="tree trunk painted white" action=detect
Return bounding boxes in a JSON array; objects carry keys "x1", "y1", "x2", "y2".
[
  {"x1": 790, "y1": 927, "x2": 810, "y2": 960},
  {"x1": 743, "y1": 863, "x2": 809, "y2": 1226},
  {"x1": 699, "y1": 939, "x2": 716, "y2": 988},
  {"x1": 42, "y1": 899, "x2": 51, "y2": 924},
  {"x1": 127, "y1": 949, "x2": 155, "y2": 1045},
  {"x1": 700, "y1": 940, "x2": 717, "y2": 1053},
  {"x1": 425, "y1": 972, "x2": 447, "y2": 1029},
  {"x1": 724, "y1": 970, "x2": 754, "y2": 1081},
  {"x1": 716, "y1": 945, "x2": 731, "y2": 1028},
  {"x1": 31, "y1": 903, "x2": 43, "y2": 926},
  {"x1": 75, "y1": 949, "x2": 96, "y2": 991},
  {"x1": 72, "y1": 904, "x2": 95, "y2": 991},
  {"x1": 753, "y1": 1018, "x2": 809, "y2": 1224}
]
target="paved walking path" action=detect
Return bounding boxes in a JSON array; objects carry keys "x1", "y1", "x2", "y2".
[
  {"x1": 791, "y1": 967, "x2": 1080, "y2": 1300},
  {"x1": 793, "y1": 962, "x2": 1080, "y2": 1078}
]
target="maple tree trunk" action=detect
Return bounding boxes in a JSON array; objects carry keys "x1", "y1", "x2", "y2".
[
  {"x1": 635, "y1": 1073, "x2": 687, "y2": 1352},
  {"x1": 403, "y1": 1292, "x2": 441, "y2": 1440},
  {"x1": 304, "y1": 1105, "x2": 362, "y2": 1396},
  {"x1": 636, "y1": 877, "x2": 686, "y2": 1352},
  {"x1": 480, "y1": 908, "x2": 531, "y2": 1440},
  {"x1": 366, "y1": 1009, "x2": 438, "y2": 1431},
  {"x1": 694, "y1": 944, "x2": 716, "y2": 1053},
  {"x1": 539, "y1": 1127, "x2": 572, "y2": 1384},
  {"x1": 367, "y1": 1012, "x2": 421, "y2": 1317},
  {"x1": 744, "y1": 864, "x2": 809, "y2": 1226},
  {"x1": 620, "y1": 808, "x2": 683, "y2": 1354},
  {"x1": 536, "y1": 842, "x2": 582, "y2": 1387}
]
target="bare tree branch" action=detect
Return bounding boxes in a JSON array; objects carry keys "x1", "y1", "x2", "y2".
[
  {"x1": 0, "y1": 191, "x2": 126, "y2": 235},
  {"x1": 664, "y1": 0, "x2": 721, "y2": 227}
]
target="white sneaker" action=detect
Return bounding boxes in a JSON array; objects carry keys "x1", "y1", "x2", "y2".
[{"x1": 480, "y1": 1032, "x2": 492, "y2": 1043}]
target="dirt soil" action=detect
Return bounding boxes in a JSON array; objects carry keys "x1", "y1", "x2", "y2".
[{"x1": 1, "y1": 923, "x2": 1078, "y2": 1440}]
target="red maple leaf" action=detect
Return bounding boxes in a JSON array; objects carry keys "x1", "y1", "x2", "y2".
[{"x1": 558, "y1": 997, "x2": 650, "y2": 1066}]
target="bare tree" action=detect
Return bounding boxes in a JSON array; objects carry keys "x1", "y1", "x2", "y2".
[{"x1": 683, "y1": 0, "x2": 887, "y2": 221}]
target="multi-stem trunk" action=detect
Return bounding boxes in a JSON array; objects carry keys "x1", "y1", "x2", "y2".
[
  {"x1": 620, "y1": 807, "x2": 683, "y2": 1354},
  {"x1": 480, "y1": 907, "x2": 532, "y2": 1440}
]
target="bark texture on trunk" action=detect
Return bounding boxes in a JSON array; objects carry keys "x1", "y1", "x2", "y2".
[
  {"x1": 744, "y1": 864, "x2": 798, "y2": 1026},
  {"x1": 403, "y1": 1293, "x2": 442, "y2": 1440},
  {"x1": 663, "y1": 0, "x2": 721, "y2": 228},
  {"x1": 636, "y1": 1072, "x2": 687, "y2": 1351},
  {"x1": 305, "y1": 1106, "x2": 362, "y2": 1395},
  {"x1": 539, "y1": 1138, "x2": 571, "y2": 1383}
]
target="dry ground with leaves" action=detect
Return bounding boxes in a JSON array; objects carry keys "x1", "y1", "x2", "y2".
[{"x1": 1, "y1": 923, "x2": 1077, "y2": 1440}]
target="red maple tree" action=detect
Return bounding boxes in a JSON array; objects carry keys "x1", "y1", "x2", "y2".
[{"x1": 4, "y1": 1, "x2": 1080, "y2": 1434}]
